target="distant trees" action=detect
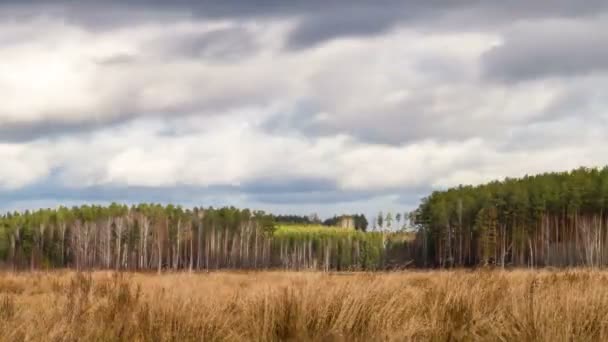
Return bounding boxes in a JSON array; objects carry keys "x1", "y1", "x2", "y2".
[
  {"x1": 0, "y1": 205, "x2": 414, "y2": 271},
  {"x1": 275, "y1": 213, "x2": 369, "y2": 231},
  {"x1": 7, "y1": 166, "x2": 607, "y2": 271},
  {"x1": 377, "y1": 212, "x2": 384, "y2": 230},
  {"x1": 322, "y1": 214, "x2": 368, "y2": 231},
  {"x1": 385, "y1": 212, "x2": 393, "y2": 230},
  {"x1": 371, "y1": 211, "x2": 411, "y2": 232},
  {"x1": 274, "y1": 215, "x2": 316, "y2": 225},
  {"x1": 0, "y1": 205, "x2": 276, "y2": 271},
  {"x1": 354, "y1": 215, "x2": 369, "y2": 231}
]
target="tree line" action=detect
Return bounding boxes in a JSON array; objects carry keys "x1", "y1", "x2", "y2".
[
  {"x1": 274, "y1": 214, "x2": 369, "y2": 231},
  {"x1": 414, "y1": 166, "x2": 608, "y2": 268},
  {"x1": 321, "y1": 214, "x2": 368, "y2": 231},
  {"x1": 0, "y1": 205, "x2": 276, "y2": 271},
  {"x1": 0, "y1": 204, "x2": 415, "y2": 271},
  {"x1": 5, "y1": 166, "x2": 606, "y2": 271}
]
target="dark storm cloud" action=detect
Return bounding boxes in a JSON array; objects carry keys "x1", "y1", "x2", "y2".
[
  {"x1": 0, "y1": 184, "x2": 246, "y2": 213},
  {"x1": 5, "y1": 1, "x2": 608, "y2": 47},
  {"x1": 248, "y1": 182, "x2": 435, "y2": 206},
  {"x1": 533, "y1": 84, "x2": 608, "y2": 124},
  {"x1": 0, "y1": 174, "x2": 381, "y2": 208},
  {"x1": 4, "y1": 0, "x2": 607, "y2": 146},
  {"x1": 284, "y1": 4, "x2": 415, "y2": 49},
  {"x1": 0, "y1": 167, "x2": 233, "y2": 204},
  {"x1": 240, "y1": 177, "x2": 337, "y2": 195},
  {"x1": 0, "y1": 1, "x2": 471, "y2": 48},
  {"x1": 249, "y1": 191, "x2": 378, "y2": 205},
  {"x1": 495, "y1": 121, "x2": 587, "y2": 153},
  {"x1": 243, "y1": 178, "x2": 396, "y2": 204},
  {"x1": 0, "y1": 183, "x2": 215, "y2": 204},
  {"x1": 483, "y1": 21, "x2": 608, "y2": 82},
  {"x1": 2, "y1": 2, "x2": 608, "y2": 174},
  {"x1": 149, "y1": 26, "x2": 259, "y2": 61},
  {"x1": 262, "y1": 94, "x2": 493, "y2": 145},
  {"x1": 0, "y1": 116, "x2": 138, "y2": 143}
]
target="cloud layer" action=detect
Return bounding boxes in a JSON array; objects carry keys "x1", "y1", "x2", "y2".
[{"x1": 2, "y1": 2, "x2": 608, "y2": 217}]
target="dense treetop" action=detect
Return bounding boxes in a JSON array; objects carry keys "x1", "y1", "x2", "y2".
[
  {"x1": 414, "y1": 166, "x2": 608, "y2": 267},
  {"x1": 416, "y1": 166, "x2": 608, "y2": 228}
]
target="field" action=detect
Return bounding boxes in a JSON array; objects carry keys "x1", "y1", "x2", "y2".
[
  {"x1": 273, "y1": 224, "x2": 417, "y2": 270},
  {"x1": 2, "y1": 270, "x2": 608, "y2": 341}
]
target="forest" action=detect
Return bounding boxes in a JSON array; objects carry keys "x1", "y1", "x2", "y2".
[
  {"x1": 0, "y1": 204, "x2": 414, "y2": 271},
  {"x1": 3, "y1": 166, "x2": 608, "y2": 270},
  {"x1": 414, "y1": 166, "x2": 608, "y2": 268}
]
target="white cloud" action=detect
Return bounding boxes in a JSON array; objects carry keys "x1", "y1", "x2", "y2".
[
  {"x1": 0, "y1": 143, "x2": 50, "y2": 189},
  {"x1": 0, "y1": 18, "x2": 294, "y2": 128},
  {"x1": 1, "y1": 8, "x2": 608, "y2": 216}
]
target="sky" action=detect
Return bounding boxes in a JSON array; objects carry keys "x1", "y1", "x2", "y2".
[{"x1": 2, "y1": 1, "x2": 608, "y2": 218}]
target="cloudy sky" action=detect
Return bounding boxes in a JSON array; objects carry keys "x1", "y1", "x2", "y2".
[{"x1": 2, "y1": 1, "x2": 608, "y2": 217}]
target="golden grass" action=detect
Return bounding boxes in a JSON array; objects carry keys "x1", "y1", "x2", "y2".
[{"x1": 2, "y1": 269, "x2": 608, "y2": 341}]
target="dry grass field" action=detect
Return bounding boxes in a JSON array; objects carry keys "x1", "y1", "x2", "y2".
[{"x1": 1, "y1": 269, "x2": 608, "y2": 341}]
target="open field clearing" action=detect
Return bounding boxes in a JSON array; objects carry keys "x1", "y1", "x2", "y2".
[{"x1": 2, "y1": 270, "x2": 608, "y2": 341}]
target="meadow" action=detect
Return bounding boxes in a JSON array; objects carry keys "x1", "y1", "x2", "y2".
[{"x1": 2, "y1": 269, "x2": 608, "y2": 341}]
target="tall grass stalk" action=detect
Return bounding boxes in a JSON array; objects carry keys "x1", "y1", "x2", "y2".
[{"x1": 2, "y1": 270, "x2": 608, "y2": 341}]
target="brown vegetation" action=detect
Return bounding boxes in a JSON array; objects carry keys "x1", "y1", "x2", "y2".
[{"x1": 2, "y1": 270, "x2": 608, "y2": 341}]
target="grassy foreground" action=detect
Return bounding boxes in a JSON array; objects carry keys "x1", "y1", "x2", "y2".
[{"x1": 1, "y1": 270, "x2": 608, "y2": 341}]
